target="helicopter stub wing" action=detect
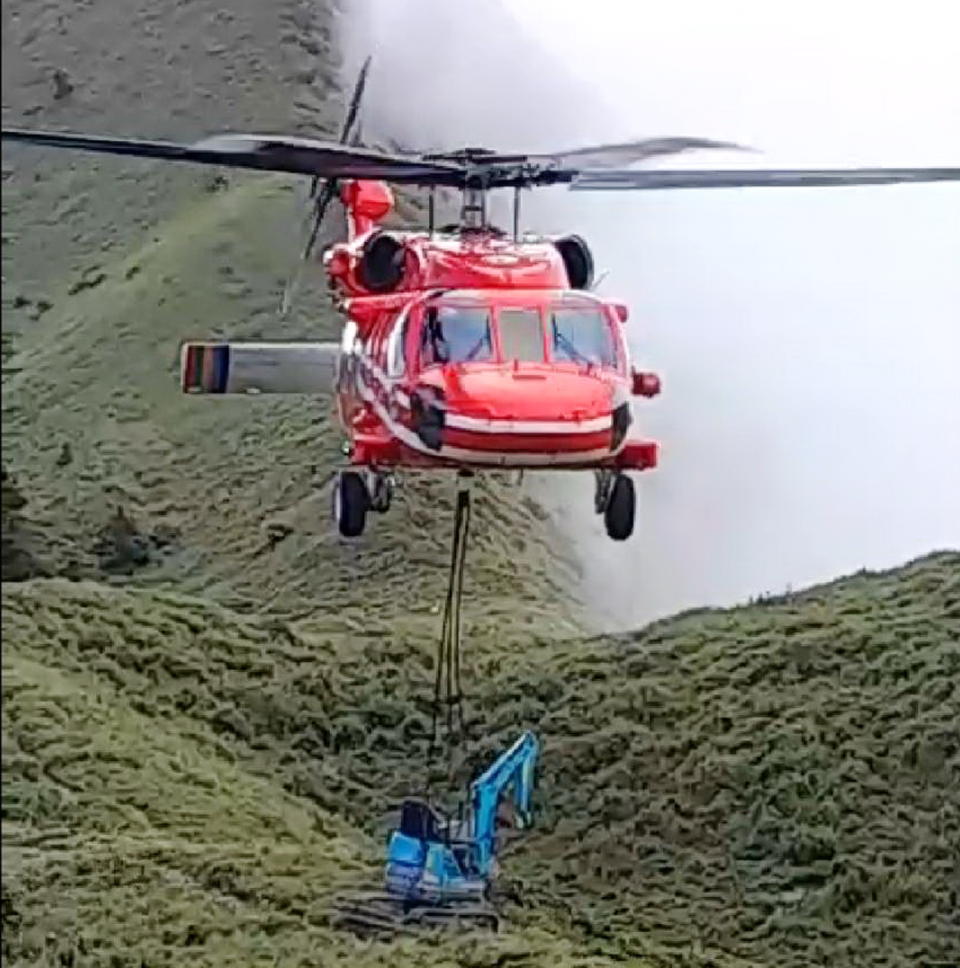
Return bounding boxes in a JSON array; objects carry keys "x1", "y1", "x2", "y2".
[{"x1": 180, "y1": 341, "x2": 339, "y2": 395}]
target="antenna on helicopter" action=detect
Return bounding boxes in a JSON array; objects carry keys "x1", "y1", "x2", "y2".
[{"x1": 590, "y1": 269, "x2": 610, "y2": 291}]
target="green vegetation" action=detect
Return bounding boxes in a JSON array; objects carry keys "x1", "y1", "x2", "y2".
[
  {"x1": 3, "y1": 554, "x2": 958, "y2": 967},
  {"x1": 3, "y1": 1, "x2": 958, "y2": 964},
  {"x1": 2, "y1": 331, "x2": 45, "y2": 581}
]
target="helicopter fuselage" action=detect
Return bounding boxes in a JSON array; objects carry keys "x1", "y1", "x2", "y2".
[
  {"x1": 323, "y1": 180, "x2": 661, "y2": 472},
  {"x1": 4, "y1": 52, "x2": 956, "y2": 542}
]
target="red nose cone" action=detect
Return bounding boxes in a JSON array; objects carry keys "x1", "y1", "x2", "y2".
[{"x1": 422, "y1": 363, "x2": 613, "y2": 423}]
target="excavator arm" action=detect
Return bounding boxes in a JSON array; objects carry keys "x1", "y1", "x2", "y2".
[{"x1": 470, "y1": 731, "x2": 540, "y2": 875}]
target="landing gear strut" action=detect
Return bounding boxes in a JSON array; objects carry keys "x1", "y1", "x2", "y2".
[
  {"x1": 332, "y1": 468, "x2": 395, "y2": 537},
  {"x1": 368, "y1": 469, "x2": 394, "y2": 513},
  {"x1": 594, "y1": 470, "x2": 636, "y2": 541}
]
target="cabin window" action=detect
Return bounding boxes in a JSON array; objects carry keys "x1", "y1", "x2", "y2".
[
  {"x1": 498, "y1": 308, "x2": 545, "y2": 362},
  {"x1": 420, "y1": 304, "x2": 494, "y2": 366},
  {"x1": 549, "y1": 306, "x2": 617, "y2": 368}
]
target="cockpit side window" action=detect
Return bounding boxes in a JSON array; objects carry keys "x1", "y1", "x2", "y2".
[
  {"x1": 498, "y1": 308, "x2": 545, "y2": 362},
  {"x1": 549, "y1": 305, "x2": 617, "y2": 368},
  {"x1": 385, "y1": 310, "x2": 408, "y2": 378},
  {"x1": 420, "y1": 304, "x2": 494, "y2": 367}
]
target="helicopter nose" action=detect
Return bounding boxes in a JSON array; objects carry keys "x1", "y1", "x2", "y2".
[
  {"x1": 415, "y1": 367, "x2": 627, "y2": 446},
  {"x1": 408, "y1": 367, "x2": 633, "y2": 461},
  {"x1": 452, "y1": 368, "x2": 615, "y2": 423}
]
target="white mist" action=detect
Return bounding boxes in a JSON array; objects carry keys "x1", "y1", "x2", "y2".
[{"x1": 341, "y1": 0, "x2": 960, "y2": 629}]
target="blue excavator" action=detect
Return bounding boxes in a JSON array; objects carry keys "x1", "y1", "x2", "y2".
[{"x1": 333, "y1": 731, "x2": 540, "y2": 935}]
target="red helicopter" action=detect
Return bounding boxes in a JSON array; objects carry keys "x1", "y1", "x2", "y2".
[{"x1": 3, "y1": 58, "x2": 958, "y2": 540}]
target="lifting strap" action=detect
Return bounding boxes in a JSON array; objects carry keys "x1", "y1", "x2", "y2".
[{"x1": 429, "y1": 473, "x2": 473, "y2": 784}]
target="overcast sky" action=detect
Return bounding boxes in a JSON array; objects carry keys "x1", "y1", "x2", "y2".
[
  {"x1": 506, "y1": 0, "x2": 960, "y2": 161},
  {"x1": 345, "y1": 0, "x2": 960, "y2": 628}
]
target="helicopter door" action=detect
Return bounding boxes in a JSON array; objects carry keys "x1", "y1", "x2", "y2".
[
  {"x1": 385, "y1": 308, "x2": 409, "y2": 380},
  {"x1": 336, "y1": 319, "x2": 360, "y2": 397}
]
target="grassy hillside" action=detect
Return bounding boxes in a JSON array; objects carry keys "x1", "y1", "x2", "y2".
[
  {"x1": 3, "y1": 552, "x2": 958, "y2": 967},
  {"x1": 1, "y1": 0, "x2": 342, "y2": 293},
  {"x1": 1, "y1": 173, "x2": 579, "y2": 635},
  {"x1": 1, "y1": 0, "x2": 582, "y2": 631},
  {"x1": 2, "y1": 1, "x2": 958, "y2": 967}
]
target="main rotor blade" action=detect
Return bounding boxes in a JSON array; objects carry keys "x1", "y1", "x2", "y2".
[
  {"x1": 280, "y1": 176, "x2": 344, "y2": 316},
  {"x1": 568, "y1": 167, "x2": 960, "y2": 190},
  {"x1": 283, "y1": 57, "x2": 373, "y2": 317},
  {"x1": 341, "y1": 56, "x2": 371, "y2": 145},
  {"x1": 529, "y1": 136, "x2": 752, "y2": 168},
  {"x1": 309, "y1": 55, "x2": 372, "y2": 197},
  {"x1": 1, "y1": 128, "x2": 465, "y2": 183}
]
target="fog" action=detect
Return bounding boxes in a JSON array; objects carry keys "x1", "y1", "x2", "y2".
[{"x1": 340, "y1": 0, "x2": 960, "y2": 630}]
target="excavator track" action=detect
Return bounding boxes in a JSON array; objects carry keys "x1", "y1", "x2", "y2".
[{"x1": 331, "y1": 889, "x2": 499, "y2": 938}]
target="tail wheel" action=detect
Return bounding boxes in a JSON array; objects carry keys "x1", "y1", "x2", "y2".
[
  {"x1": 333, "y1": 471, "x2": 369, "y2": 537},
  {"x1": 604, "y1": 474, "x2": 635, "y2": 541}
]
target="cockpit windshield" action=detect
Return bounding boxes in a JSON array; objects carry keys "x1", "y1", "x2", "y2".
[
  {"x1": 499, "y1": 307, "x2": 545, "y2": 362},
  {"x1": 548, "y1": 304, "x2": 617, "y2": 368},
  {"x1": 420, "y1": 303, "x2": 495, "y2": 367}
]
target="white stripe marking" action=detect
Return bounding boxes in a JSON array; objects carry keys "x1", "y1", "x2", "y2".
[
  {"x1": 360, "y1": 366, "x2": 612, "y2": 436},
  {"x1": 443, "y1": 412, "x2": 612, "y2": 435},
  {"x1": 358, "y1": 381, "x2": 622, "y2": 467}
]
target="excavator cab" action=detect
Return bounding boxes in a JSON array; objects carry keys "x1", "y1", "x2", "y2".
[
  {"x1": 382, "y1": 732, "x2": 539, "y2": 908},
  {"x1": 398, "y1": 798, "x2": 445, "y2": 842},
  {"x1": 385, "y1": 797, "x2": 484, "y2": 901}
]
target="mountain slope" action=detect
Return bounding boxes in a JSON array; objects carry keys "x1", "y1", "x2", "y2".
[
  {"x1": 1, "y1": 0, "x2": 582, "y2": 631},
  {"x1": 1, "y1": 173, "x2": 579, "y2": 634},
  {"x1": 2, "y1": 2, "x2": 957, "y2": 967},
  {"x1": 4, "y1": 552, "x2": 958, "y2": 967}
]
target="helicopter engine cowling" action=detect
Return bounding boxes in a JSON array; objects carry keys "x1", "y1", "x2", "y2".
[
  {"x1": 552, "y1": 234, "x2": 595, "y2": 290},
  {"x1": 356, "y1": 230, "x2": 407, "y2": 293}
]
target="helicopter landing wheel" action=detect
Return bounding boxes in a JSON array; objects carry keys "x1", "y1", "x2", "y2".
[
  {"x1": 603, "y1": 473, "x2": 635, "y2": 541},
  {"x1": 332, "y1": 470, "x2": 369, "y2": 537}
]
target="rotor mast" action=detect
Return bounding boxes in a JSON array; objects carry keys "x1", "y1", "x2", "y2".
[
  {"x1": 433, "y1": 148, "x2": 525, "y2": 235},
  {"x1": 456, "y1": 175, "x2": 523, "y2": 238},
  {"x1": 459, "y1": 177, "x2": 487, "y2": 230}
]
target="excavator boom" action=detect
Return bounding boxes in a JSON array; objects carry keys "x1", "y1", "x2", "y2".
[{"x1": 470, "y1": 731, "x2": 539, "y2": 873}]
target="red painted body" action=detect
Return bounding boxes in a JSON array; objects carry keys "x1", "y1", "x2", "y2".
[{"x1": 325, "y1": 180, "x2": 660, "y2": 472}]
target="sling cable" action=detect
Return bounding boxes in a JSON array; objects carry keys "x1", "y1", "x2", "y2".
[{"x1": 429, "y1": 471, "x2": 474, "y2": 786}]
